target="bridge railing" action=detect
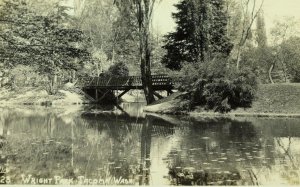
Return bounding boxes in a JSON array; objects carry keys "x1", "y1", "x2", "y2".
[
  {"x1": 152, "y1": 75, "x2": 172, "y2": 86},
  {"x1": 78, "y1": 74, "x2": 173, "y2": 88}
]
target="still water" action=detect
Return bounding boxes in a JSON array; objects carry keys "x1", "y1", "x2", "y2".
[{"x1": 0, "y1": 103, "x2": 300, "y2": 185}]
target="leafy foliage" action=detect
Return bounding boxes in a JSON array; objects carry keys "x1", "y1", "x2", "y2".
[
  {"x1": 75, "y1": 0, "x2": 139, "y2": 73},
  {"x1": 162, "y1": 0, "x2": 233, "y2": 70},
  {"x1": 0, "y1": 0, "x2": 91, "y2": 74},
  {"x1": 0, "y1": 0, "x2": 92, "y2": 94},
  {"x1": 174, "y1": 60, "x2": 258, "y2": 112},
  {"x1": 106, "y1": 62, "x2": 129, "y2": 77},
  {"x1": 112, "y1": 3, "x2": 139, "y2": 65},
  {"x1": 239, "y1": 46, "x2": 274, "y2": 83},
  {"x1": 280, "y1": 37, "x2": 300, "y2": 82},
  {"x1": 8, "y1": 64, "x2": 45, "y2": 87},
  {"x1": 255, "y1": 10, "x2": 267, "y2": 48}
]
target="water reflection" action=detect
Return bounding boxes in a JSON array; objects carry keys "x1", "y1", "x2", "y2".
[{"x1": 0, "y1": 104, "x2": 299, "y2": 185}]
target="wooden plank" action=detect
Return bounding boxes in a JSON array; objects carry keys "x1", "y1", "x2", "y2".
[
  {"x1": 153, "y1": 91, "x2": 164, "y2": 99},
  {"x1": 117, "y1": 89, "x2": 130, "y2": 99}
]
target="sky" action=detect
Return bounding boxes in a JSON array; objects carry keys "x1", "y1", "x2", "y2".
[
  {"x1": 152, "y1": 0, "x2": 179, "y2": 35},
  {"x1": 152, "y1": 0, "x2": 300, "y2": 35}
]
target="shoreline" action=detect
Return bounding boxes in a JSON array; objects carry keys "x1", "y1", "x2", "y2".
[
  {"x1": 1, "y1": 83, "x2": 300, "y2": 118},
  {"x1": 144, "y1": 109, "x2": 300, "y2": 118},
  {"x1": 190, "y1": 111, "x2": 300, "y2": 118},
  {"x1": 144, "y1": 83, "x2": 300, "y2": 118},
  {"x1": 2, "y1": 101, "x2": 300, "y2": 119}
]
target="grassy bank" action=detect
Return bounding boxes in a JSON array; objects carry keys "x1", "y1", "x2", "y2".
[
  {"x1": 144, "y1": 83, "x2": 300, "y2": 117},
  {"x1": 0, "y1": 86, "x2": 144, "y2": 106},
  {"x1": 0, "y1": 86, "x2": 89, "y2": 106},
  {"x1": 233, "y1": 83, "x2": 300, "y2": 114}
]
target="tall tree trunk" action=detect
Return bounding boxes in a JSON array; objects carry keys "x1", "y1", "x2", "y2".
[
  {"x1": 112, "y1": 47, "x2": 115, "y2": 64},
  {"x1": 48, "y1": 73, "x2": 57, "y2": 95},
  {"x1": 115, "y1": 0, "x2": 155, "y2": 104},
  {"x1": 52, "y1": 74, "x2": 57, "y2": 92},
  {"x1": 140, "y1": 28, "x2": 155, "y2": 104},
  {"x1": 138, "y1": 0, "x2": 155, "y2": 104},
  {"x1": 236, "y1": 0, "x2": 264, "y2": 70},
  {"x1": 11, "y1": 75, "x2": 16, "y2": 89},
  {"x1": 2, "y1": 119, "x2": 8, "y2": 138},
  {"x1": 280, "y1": 60, "x2": 288, "y2": 83},
  {"x1": 268, "y1": 63, "x2": 274, "y2": 84},
  {"x1": 139, "y1": 117, "x2": 152, "y2": 185},
  {"x1": 71, "y1": 69, "x2": 76, "y2": 83},
  {"x1": 95, "y1": 63, "x2": 101, "y2": 76},
  {"x1": 236, "y1": 46, "x2": 242, "y2": 69}
]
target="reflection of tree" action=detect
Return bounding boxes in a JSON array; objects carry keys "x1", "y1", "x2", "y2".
[
  {"x1": 139, "y1": 117, "x2": 152, "y2": 185},
  {"x1": 80, "y1": 112, "x2": 144, "y2": 183},
  {"x1": 275, "y1": 137, "x2": 297, "y2": 169},
  {"x1": 164, "y1": 119, "x2": 249, "y2": 185},
  {"x1": 1, "y1": 107, "x2": 142, "y2": 184},
  {"x1": 161, "y1": 117, "x2": 297, "y2": 185},
  {"x1": 247, "y1": 169, "x2": 259, "y2": 185},
  {"x1": 3, "y1": 106, "x2": 300, "y2": 185},
  {"x1": 229, "y1": 121, "x2": 258, "y2": 142},
  {"x1": 0, "y1": 110, "x2": 9, "y2": 184}
]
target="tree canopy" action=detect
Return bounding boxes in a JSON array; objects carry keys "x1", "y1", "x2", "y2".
[
  {"x1": 0, "y1": 0, "x2": 91, "y2": 73},
  {"x1": 161, "y1": 0, "x2": 233, "y2": 70}
]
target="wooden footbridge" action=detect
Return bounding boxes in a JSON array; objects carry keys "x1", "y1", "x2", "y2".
[{"x1": 80, "y1": 74, "x2": 174, "y2": 103}]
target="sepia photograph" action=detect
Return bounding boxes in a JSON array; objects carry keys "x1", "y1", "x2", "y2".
[{"x1": 0, "y1": 0, "x2": 300, "y2": 185}]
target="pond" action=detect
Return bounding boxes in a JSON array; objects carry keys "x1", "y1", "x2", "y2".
[{"x1": 0, "y1": 103, "x2": 300, "y2": 185}]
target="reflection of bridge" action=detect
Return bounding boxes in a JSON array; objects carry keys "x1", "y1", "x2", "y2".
[
  {"x1": 80, "y1": 75, "x2": 174, "y2": 103},
  {"x1": 81, "y1": 112, "x2": 178, "y2": 137},
  {"x1": 81, "y1": 111, "x2": 177, "y2": 185}
]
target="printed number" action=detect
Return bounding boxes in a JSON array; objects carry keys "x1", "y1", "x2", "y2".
[
  {"x1": 0, "y1": 176, "x2": 10, "y2": 184},
  {"x1": 5, "y1": 176, "x2": 11, "y2": 184},
  {"x1": 0, "y1": 176, "x2": 5, "y2": 184}
]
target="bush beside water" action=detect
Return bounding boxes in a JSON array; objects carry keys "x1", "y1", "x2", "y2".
[{"x1": 173, "y1": 59, "x2": 258, "y2": 113}]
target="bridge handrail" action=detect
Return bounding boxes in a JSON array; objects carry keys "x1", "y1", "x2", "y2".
[{"x1": 79, "y1": 74, "x2": 173, "y2": 87}]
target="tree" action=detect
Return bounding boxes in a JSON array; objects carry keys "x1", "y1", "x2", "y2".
[
  {"x1": 237, "y1": 9, "x2": 269, "y2": 83},
  {"x1": 277, "y1": 37, "x2": 300, "y2": 82},
  {"x1": 161, "y1": 0, "x2": 197, "y2": 70},
  {"x1": 162, "y1": 0, "x2": 233, "y2": 70},
  {"x1": 73, "y1": 0, "x2": 117, "y2": 78},
  {"x1": 210, "y1": 0, "x2": 233, "y2": 58},
  {"x1": 107, "y1": 62, "x2": 129, "y2": 76},
  {"x1": 269, "y1": 18, "x2": 299, "y2": 83},
  {"x1": 0, "y1": 0, "x2": 91, "y2": 93},
  {"x1": 255, "y1": 10, "x2": 267, "y2": 48},
  {"x1": 150, "y1": 30, "x2": 168, "y2": 74},
  {"x1": 74, "y1": 0, "x2": 140, "y2": 75},
  {"x1": 239, "y1": 45, "x2": 273, "y2": 83},
  {"x1": 135, "y1": 0, "x2": 156, "y2": 104},
  {"x1": 114, "y1": 0, "x2": 156, "y2": 104},
  {"x1": 234, "y1": 0, "x2": 264, "y2": 69},
  {"x1": 73, "y1": 0, "x2": 117, "y2": 55},
  {"x1": 112, "y1": 3, "x2": 140, "y2": 73}
]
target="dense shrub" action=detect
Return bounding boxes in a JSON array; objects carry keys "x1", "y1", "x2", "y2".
[
  {"x1": 106, "y1": 62, "x2": 129, "y2": 76},
  {"x1": 280, "y1": 37, "x2": 300, "y2": 83},
  {"x1": 173, "y1": 59, "x2": 258, "y2": 112},
  {"x1": 239, "y1": 46, "x2": 274, "y2": 84},
  {"x1": 5, "y1": 65, "x2": 46, "y2": 88}
]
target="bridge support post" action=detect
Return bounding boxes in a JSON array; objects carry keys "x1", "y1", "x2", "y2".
[
  {"x1": 95, "y1": 89, "x2": 99, "y2": 101},
  {"x1": 153, "y1": 91, "x2": 164, "y2": 99},
  {"x1": 167, "y1": 89, "x2": 173, "y2": 96},
  {"x1": 117, "y1": 89, "x2": 130, "y2": 99}
]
